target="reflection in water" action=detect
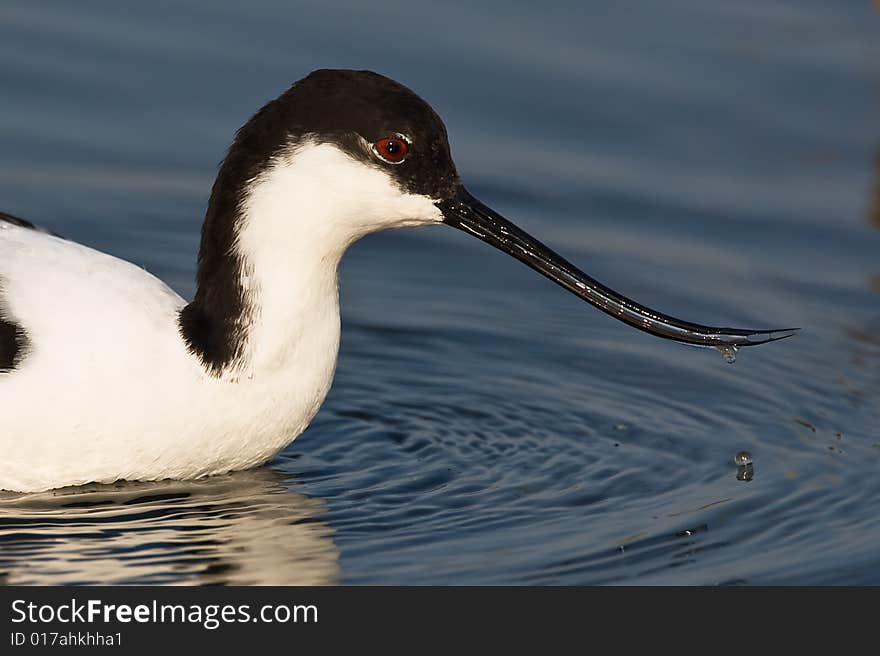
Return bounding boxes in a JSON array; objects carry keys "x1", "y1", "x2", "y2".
[{"x1": 0, "y1": 470, "x2": 339, "y2": 585}]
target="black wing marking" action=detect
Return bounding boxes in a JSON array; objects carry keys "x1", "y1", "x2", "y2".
[
  {"x1": 0, "y1": 315, "x2": 28, "y2": 372},
  {"x1": 0, "y1": 211, "x2": 63, "y2": 238},
  {"x1": 0, "y1": 214, "x2": 40, "y2": 371},
  {"x1": 0, "y1": 279, "x2": 29, "y2": 373}
]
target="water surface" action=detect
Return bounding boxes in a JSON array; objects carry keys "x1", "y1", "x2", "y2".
[{"x1": 1, "y1": 0, "x2": 879, "y2": 584}]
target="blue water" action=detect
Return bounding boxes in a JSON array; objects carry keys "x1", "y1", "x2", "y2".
[{"x1": 1, "y1": 0, "x2": 878, "y2": 584}]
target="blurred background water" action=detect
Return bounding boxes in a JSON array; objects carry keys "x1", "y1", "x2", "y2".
[{"x1": 0, "y1": 0, "x2": 878, "y2": 584}]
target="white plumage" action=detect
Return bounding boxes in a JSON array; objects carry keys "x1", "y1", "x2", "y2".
[{"x1": 0, "y1": 143, "x2": 441, "y2": 492}]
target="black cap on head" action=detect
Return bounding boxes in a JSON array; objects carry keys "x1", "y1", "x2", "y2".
[{"x1": 220, "y1": 69, "x2": 460, "y2": 201}]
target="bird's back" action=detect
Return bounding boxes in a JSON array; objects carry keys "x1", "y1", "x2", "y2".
[
  {"x1": 0, "y1": 219, "x2": 202, "y2": 489},
  {"x1": 0, "y1": 218, "x2": 189, "y2": 383}
]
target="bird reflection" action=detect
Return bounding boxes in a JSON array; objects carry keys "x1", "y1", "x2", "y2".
[{"x1": 0, "y1": 469, "x2": 339, "y2": 585}]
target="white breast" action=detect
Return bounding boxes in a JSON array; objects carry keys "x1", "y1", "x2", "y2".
[{"x1": 0, "y1": 224, "x2": 341, "y2": 492}]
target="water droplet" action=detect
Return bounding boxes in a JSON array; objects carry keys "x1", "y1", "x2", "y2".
[
  {"x1": 736, "y1": 464, "x2": 754, "y2": 482},
  {"x1": 716, "y1": 345, "x2": 738, "y2": 364},
  {"x1": 734, "y1": 451, "x2": 752, "y2": 466}
]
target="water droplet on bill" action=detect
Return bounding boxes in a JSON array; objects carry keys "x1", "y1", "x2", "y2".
[{"x1": 717, "y1": 345, "x2": 738, "y2": 364}]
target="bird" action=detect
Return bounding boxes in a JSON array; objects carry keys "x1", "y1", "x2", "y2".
[{"x1": 0, "y1": 69, "x2": 796, "y2": 493}]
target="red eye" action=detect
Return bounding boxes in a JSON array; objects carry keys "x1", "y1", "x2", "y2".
[{"x1": 373, "y1": 136, "x2": 409, "y2": 164}]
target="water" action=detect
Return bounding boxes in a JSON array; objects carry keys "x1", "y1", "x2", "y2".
[{"x1": 1, "y1": 1, "x2": 878, "y2": 584}]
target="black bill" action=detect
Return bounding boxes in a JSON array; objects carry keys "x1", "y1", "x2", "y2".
[{"x1": 437, "y1": 186, "x2": 798, "y2": 349}]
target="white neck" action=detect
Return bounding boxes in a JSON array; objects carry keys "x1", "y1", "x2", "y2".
[{"x1": 228, "y1": 142, "x2": 441, "y2": 377}]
